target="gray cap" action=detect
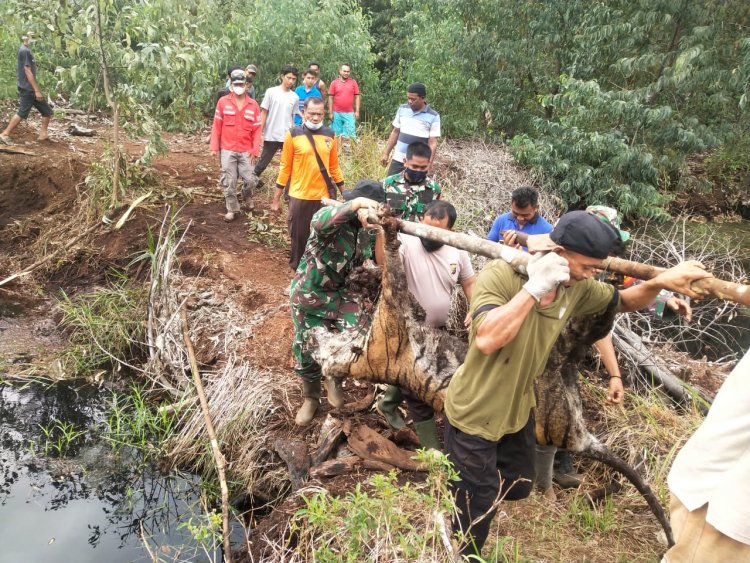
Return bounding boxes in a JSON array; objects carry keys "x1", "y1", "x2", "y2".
[{"x1": 230, "y1": 69, "x2": 246, "y2": 84}]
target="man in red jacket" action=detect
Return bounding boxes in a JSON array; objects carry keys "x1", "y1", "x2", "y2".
[{"x1": 210, "y1": 69, "x2": 262, "y2": 222}]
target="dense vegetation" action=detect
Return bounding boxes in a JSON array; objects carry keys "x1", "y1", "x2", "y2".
[{"x1": 2, "y1": 0, "x2": 749, "y2": 218}]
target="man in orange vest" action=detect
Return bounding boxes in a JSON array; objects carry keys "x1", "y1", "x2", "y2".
[{"x1": 273, "y1": 96, "x2": 346, "y2": 274}]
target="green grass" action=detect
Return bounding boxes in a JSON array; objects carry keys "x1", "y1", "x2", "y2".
[
  {"x1": 56, "y1": 279, "x2": 146, "y2": 376},
  {"x1": 36, "y1": 418, "x2": 87, "y2": 457},
  {"x1": 292, "y1": 450, "x2": 460, "y2": 562},
  {"x1": 102, "y1": 385, "x2": 180, "y2": 460},
  {"x1": 338, "y1": 123, "x2": 389, "y2": 185}
]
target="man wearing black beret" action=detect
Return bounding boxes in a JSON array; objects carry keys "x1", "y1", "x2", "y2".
[{"x1": 444, "y1": 209, "x2": 713, "y2": 558}]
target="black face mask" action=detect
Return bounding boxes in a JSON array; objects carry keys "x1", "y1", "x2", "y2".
[
  {"x1": 405, "y1": 167, "x2": 428, "y2": 183},
  {"x1": 420, "y1": 238, "x2": 444, "y2": 252}
]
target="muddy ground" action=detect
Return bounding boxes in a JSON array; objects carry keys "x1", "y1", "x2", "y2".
[{"x1": 0, "y1": 110, "x2": 729, "y2": 562}]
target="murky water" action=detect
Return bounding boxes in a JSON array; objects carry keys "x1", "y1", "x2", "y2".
[{"x1": 0, "y1": 380, "x2": 243, "y2": 562}]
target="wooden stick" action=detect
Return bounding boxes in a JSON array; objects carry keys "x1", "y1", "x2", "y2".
[
  {"x1": 180, "y1": 306, "x2": 233, "y2": 563},
  {"x1": 320, "y1": 197, "x2": 749, "y2": 305},
  {"x1": 397, "y1": 216, "x2": 750, "y2": 306},
  {"x1": 0, "y1": 220, "x2": 103, "y2": 287}
]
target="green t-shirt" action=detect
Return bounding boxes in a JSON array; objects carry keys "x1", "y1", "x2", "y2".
[{"x1": 444, "y1": 260, "x2": 615, "y2": 442}]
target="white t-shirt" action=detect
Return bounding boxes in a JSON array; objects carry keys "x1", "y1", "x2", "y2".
[
  {"x1": 398, "y1": 233, "x2": 474, "y2": 327},
  {"x1": 260, "y1": 86, "x2": 299, "y2": 142},
  {"x1": 667, "y1": 350, "x2": 750, "y2": 545}
]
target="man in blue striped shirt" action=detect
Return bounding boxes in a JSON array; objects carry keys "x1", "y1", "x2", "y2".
[
  {"x1": 380, "y1": 83, "x2": 441, "y2": 176},
  {"x1": 486, "y1": 187, "x2": 553, "y2": 250}
]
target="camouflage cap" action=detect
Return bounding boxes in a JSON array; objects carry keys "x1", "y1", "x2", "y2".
[{"x1": 585, "y1": 205, "x2": 630, "y2": 243}]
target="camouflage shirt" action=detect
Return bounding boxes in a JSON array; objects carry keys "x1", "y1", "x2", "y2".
[
  {"x1": 382, "y1": 172, "x2": 441, "y2": 220},
  {"x1": 290, "y1": 202, "x2": 376, "y2": 317}
]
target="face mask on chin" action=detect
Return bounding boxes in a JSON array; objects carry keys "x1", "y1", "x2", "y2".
[
  {"x1": 420, "y1": 238, "x2": 444, "y2": 253},
  {"x1": 405, "y1": 167, "x2": 428, "y2": 183},
  {"x1": 305, "y1": 120, "x2": 323, "y2": 130},
  {"x1": 232, "y1": 86, "x2": 245, "y2": 95}
]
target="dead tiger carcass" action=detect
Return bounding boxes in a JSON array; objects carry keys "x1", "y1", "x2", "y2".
[{"x1": 311, "y1": 216, "x2": 674, "y2": 545}]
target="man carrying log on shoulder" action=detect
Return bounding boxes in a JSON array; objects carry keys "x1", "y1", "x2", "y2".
[
  {"x1": 290, "y1": 181, "x2": 386, "y2": 426},
  {"x1": 444, "y1": 209, "x2": 712, "y2": 558}
]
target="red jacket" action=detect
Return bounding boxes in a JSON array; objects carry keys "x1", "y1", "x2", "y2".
[{"x1": 209, "y1": 94, "x2": 262, "y2": 155}]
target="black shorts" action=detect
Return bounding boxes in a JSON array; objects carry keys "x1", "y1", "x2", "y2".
[{"x1": 17, "y1": 87, "x2": 53, "y2": 119}]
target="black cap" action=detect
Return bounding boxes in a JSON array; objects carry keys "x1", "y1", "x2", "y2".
[
  {"x1": 407, "y1": 83, "x2": 427, "y2": 97},
  {"x1": 550, "y1": 210, "x2": 620, "y2": 259},
  {"x1": 342, "y1": 180, "x2": 386, "y2": 203}
]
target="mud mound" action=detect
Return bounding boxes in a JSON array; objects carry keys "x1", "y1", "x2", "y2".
[{"x1": 0, "y1": 153, "x2": 86, "y2": 228}]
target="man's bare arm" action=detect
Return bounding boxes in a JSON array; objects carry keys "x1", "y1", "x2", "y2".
[
  {"x1": 25, "y1": 66, "x2": 42, "y2": 100},
  {"x1": 380, "y1": 128, "x2": 400, "y2": 166},
  {"x1": 474, "y1": 291, "x2": 536, "y2": 354},
  {"x1": 619, "y1": 261, "x2": 711, "y2": 312}
]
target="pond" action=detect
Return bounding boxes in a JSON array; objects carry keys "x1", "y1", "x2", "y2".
[{"x1": 0, "y1": 379, "x2": 244, "y2": 562}]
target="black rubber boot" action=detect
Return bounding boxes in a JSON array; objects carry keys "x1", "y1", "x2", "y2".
[{"x1": 553, "y1": 449, "x2": 583, "y2": 489}]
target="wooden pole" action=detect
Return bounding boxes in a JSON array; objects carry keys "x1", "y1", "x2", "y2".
[
  {"x1": 180, "y1": 306, "x2": 234, "y2": 563},
  {"x1": 319, "y1": 199, "x2": 750, "y2": 305},
  {"x1": 400, "y1": 219, "x2": 750, "y2": 306}
]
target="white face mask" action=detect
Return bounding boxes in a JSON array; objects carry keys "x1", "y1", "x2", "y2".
[
  {"x1": 232, "y1": 86, "x2": 245, "y2": 95},
  {"x1": 305, "y1": 120, "x2": 323, "y2": 130}
]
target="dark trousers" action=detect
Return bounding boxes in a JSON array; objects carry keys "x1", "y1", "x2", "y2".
[
  {"x1": 386, "y1": 158, "x2": 405, "y2": 176},
  {"x1": 288, "y1": 197, "x2": 323, "y2": 272},
  {"x1": 444, "y1": 415, "x2": 536, "y2": 558},
  {"x1": 253, "y1": 141, "x2": 284, "y2": 177},
  {"x1": 404, "y1": 390, "x2": 435, "y2": 422}
]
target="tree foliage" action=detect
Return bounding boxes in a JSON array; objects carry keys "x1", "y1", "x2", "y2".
[
  {"x1": 1, "y1": 0, "x2": 375, "y2": 129},
  {"x1": 1, "y1": 0, "x2": 748, "y2": 218},
  {"x1": 375, "y1": 0, "x2": 750, "y2": 218}
]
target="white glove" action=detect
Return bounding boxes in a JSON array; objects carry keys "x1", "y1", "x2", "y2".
[{"x1": 523, "y1": 252, "x2": 570, "y2": 301}]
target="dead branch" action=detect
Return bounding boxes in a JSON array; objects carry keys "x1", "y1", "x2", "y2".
[
  {"x1": 398, "y1": 218, "x2": 750, "y2": 306},
  {"x1": 0, "y1": 146, "x2": 37, "y2": 155},
  {"x1": 613, "y1": 325, "x2": 711, "y2": 412},
  {"x1": 0, "y1": 196, "x2": 148, "y2": 288},
  {"x1": 181, "y1": 305, "x2": 233, "y2": 563}
]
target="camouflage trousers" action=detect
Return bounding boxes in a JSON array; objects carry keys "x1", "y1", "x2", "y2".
[{"x1": 291, "y1": 302, "x2": 361, "y2": 383}]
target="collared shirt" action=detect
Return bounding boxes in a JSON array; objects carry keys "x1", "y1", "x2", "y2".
[
  {"x1": 276, "y1": 125, "x2": 344, "y2": 201},
  {"x1": 294, "y1": 84, "x2": 322, "y2": 125},
  {"x1": 382, "y1": 172, "x2": 441, "y2": 220},
  {"x1": 328, "y1": 78, "x2": 360, "y2": 113},
  {"x1": 667, "y1": 351, "x2": 750, "y2": 544},
  {"x1": 399, "y1": 233, "x2": 474, "y2": 327},
  {"x1": 486, "y1": 211, "x2": 554, "y2": 250},
  {"x1": 392, "y1": 103, "x2": 441, "y2": 163},
  {"x1": 209, "y1": 95, "x2": 262, "y2": 155}
]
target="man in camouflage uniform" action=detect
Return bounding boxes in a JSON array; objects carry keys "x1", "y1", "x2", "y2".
[
  {"x1": 290, "y1": 181, "x2": 386, "y2": 425},
  {"x1": 377, "y1": 140, "x2": 443, "y2": 430},
  {"x1": 382, "y1": 141, "x2": 441, "y2": 221}
]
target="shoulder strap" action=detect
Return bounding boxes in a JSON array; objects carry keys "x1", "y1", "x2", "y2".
[{"x1": 303, "y1": 128, "x2": 338, "y2": 199}]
